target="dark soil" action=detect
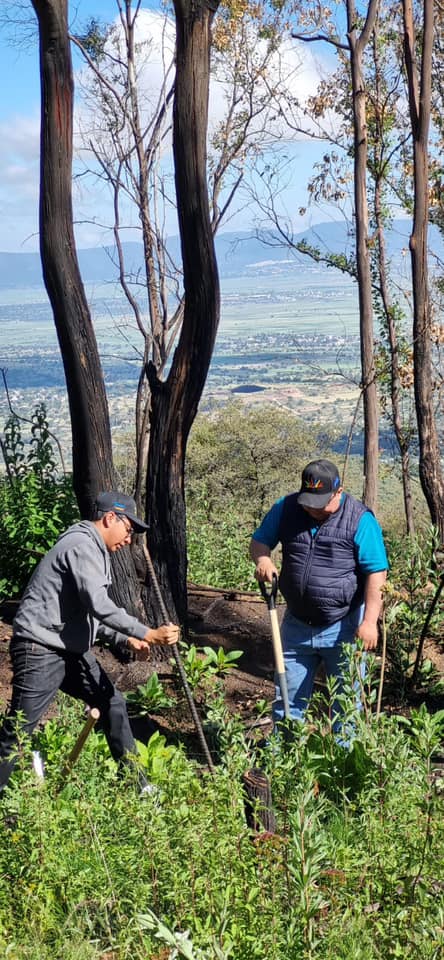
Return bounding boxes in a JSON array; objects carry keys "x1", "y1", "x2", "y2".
[
  {"x1": 0, "y1": 589, "x2": 277, "y2": 764},
  {"x1": 0, "y1": 589, "x2": 443, "y2": 767}
]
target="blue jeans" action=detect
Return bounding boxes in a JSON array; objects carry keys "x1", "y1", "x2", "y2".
[
  {"x1": 0, "y1": 637, "x2": 137, "y2": 792},
  {"x1": 273, "y1": 606, "x2": 365, "y2": 727}
]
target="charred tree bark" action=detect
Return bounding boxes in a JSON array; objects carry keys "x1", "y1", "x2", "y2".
[
  {"x1": 31, "y1": 0, "x2": 142, "y2": 615},
  {"x1": 403, "y1": 0, "x2": 444, "y2": 539},
  {"x1": 31, "y1": 0, "x2": 113, "y2": 516},
  {"x1": 144, "y1": 0, "x2": 221, "y2": 624},
  {"x1": 242, "y1": 767, "x2": 277, "y2": 835}
]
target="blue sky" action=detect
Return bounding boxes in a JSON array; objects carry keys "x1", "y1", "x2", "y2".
[{"x1": 0, "y1": 1, "x2": 337, "y2": 253}]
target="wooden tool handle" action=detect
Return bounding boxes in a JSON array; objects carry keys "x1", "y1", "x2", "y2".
[{"x1": 57, "y1": 707, "x2": 100, "y2": 793}]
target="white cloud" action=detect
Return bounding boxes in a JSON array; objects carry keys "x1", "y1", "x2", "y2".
[
  {"x1": 0, "y1": 114, "x2": 40, "y2": 161},
  {"x1": 208, "y1": 23, "x2": 337, "y2": 145},
  {"x1": 74, "y1": 8, "x2": 176, "y2": 130},
  {"x1": 0, "y1": 9, "x2": 336, "y2": 251},
  {"x1": 75, "y1": 9, "x2": 335, "y2": 151},
  {"x1": 0, "y1": 114, "x2": 40, "y2": 250}
]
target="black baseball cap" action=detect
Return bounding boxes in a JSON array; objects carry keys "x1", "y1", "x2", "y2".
[
  {"x1": 95, "y1": 491, "x2": 149, "y2": 532},
  {"x1": 296, "y1": 459, "x2": 341, "y2": 509}
]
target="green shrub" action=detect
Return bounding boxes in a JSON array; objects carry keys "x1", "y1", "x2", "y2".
[
  {"x1": 185, "y1": 402, "x2": 328, "y2": 591},
  {"x1": 0, "y1": 406, "x2": 78, "y2": 600},
  {"x1": 187, "y1": 500, "x2": 257, "y2": 590},
  {"x1": 186, "y1": 400, "x2": 325, "y2": 529},
  {"x1": 1, "y1": 695, "x2": 443, "y2": 959},
  {"x1": 173, "y1": 643, "x2": 243, "y2": 691},
  {"x1": 126, "y1": 674, "x2": 176, "y2": 715},
  {"x1": 383, "y1": 526, "x2": 444, "y2": 695}
]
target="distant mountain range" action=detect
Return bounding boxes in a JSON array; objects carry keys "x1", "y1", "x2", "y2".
[{"x1": 1, "y1": 220, "x2": 443, "y2": 289}]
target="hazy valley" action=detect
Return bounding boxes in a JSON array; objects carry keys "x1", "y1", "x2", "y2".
[{"x1": 1, "y1": 221, "x2": 423, "y2": 462}]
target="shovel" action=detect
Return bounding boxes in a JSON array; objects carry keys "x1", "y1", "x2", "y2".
[{"x1": 259, "y1": 574, "x2": 291, "y2": 721}]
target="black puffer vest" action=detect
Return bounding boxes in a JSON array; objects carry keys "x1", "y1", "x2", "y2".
[{"x1": 278, "y1": 492, "x2": 368, "y2": 626}]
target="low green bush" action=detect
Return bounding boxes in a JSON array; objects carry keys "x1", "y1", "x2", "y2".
[
  {"x1": 126, "y1": 674, "x2": 176, "y2": 715},
  {"x1": 0, "y1": 685, "x2": 443, "y2": 959},
  {"x1": 173, "y1": 643, "x2": 243, "y2": 691},
  {"x1": 187, "y1": 501, "x2": 257, "y2": 591},
  {"x1": 0, "y1": 406, "x2": 78, "y2": 600},
  {"x1": 383, "y1": 526, "x2": 444, "y2": 696},
  {"x1": 185, "y1": 402, "x2": 326, "y2": 592}
]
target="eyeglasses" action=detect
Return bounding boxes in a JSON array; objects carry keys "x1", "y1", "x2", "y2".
[{"x1": 116, "y1": 514, "x2": 133, "y2": 538}]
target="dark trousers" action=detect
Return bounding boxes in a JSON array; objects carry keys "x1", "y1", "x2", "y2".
[{"x1": 0, "y1": 637, "x2": 137, "y2": 792}]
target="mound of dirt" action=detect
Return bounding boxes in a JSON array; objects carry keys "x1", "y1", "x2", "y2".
[
  {"x1": 0, "y1": 589, "x2": 277, "y2": 759},
  {"x1": 1, "y1": 588, "x2": 443, "y2": 764}
]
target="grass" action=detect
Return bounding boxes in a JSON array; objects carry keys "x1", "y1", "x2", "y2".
[{"x1": 0, "y1": 692, "x2": 443, "y2": 959}]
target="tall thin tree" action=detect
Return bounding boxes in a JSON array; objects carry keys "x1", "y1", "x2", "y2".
[
  {"x1": 291, "y1": 0, "x2": 381, "y2": 509},
  {"x1": 402, "y1": 0, "x2": 444, "y2": 538},
  {"x1": 346, "y1": 0, "x2": 381, "y2": 510},
  {"x1": 30, "y1": 0, "x2": 142, "y2": 614},
  {"x1": 31, "y1": 0, "x2": 114, "y2": 517},
  {"x1": 144, "y1": 0, "x2": 221, "y2": 622}
]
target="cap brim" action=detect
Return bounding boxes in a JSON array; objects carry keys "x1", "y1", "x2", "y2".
[
  {"x1": 297, "y1": 490, "x2": 332, "y2": 509},
  {"x1": 125, "y1": 512, "x2": 149, "y2": 533}
]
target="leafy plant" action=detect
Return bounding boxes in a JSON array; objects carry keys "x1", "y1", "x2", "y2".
[
  {"x1": 383, "y1": 527, "x2": 444, "y2": 696},
  {"x1": 135, "y1": 731, "x2": 183, "y2": 783},
  {"x1": 126, "y1": 674, "x2": 176, "y2": 715},
  {"x1": 200, "y1": 646, "x2": 243, "y2": 676},
  {"x1": 1, "y1": 692, "x2": 444, "y2": 959},
  {"x1": 398, "y1": 704, "x2": 444, "y2": 761},
  {"x1": 28, "y1": 404, "x2": 59, "y2": 479},
  {"x1": 254, "y1": 698, "x2": 270, "y2": 718},
  {"x1": 186, "y1": 501, "x2": 257, "y2": 592},
  {"x1": 174, "y1": 643, "x2": 242, "y2": 690},
  {"x1": 203, "y1": 684, "x2": 251, "y2": 772},
  {"x1": 138, "y1": 909, "x2": 231, "y2": 959},
  {"x1": 0, "y1": 407, "x2": 78, "y2": 600},
  {"x1": 173, "y1": 643, "x2": 212, "y2": 690}
]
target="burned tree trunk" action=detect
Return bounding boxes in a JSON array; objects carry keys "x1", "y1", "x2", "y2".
[
  {"x1": 144, "y1": 0, "x2": 221, "y2": 624},
  {"x1": 31, "y1": 0, "x2": 114, "y2": 516},
  {"x1": 242, "y1": 767, "x2": 277, "y2": 836},
  {"x1": 31, "y1": 0, "x2": 141, "y2": 615}
]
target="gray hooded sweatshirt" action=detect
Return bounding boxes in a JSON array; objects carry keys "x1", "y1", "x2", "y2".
[{"x1": 12, "y1": 521, "x2": 148, "y2": 654}]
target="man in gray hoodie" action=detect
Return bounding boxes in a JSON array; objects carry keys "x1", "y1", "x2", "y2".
[{"x1": 0, "y1": 491, "x2": 179, "y2": 793}]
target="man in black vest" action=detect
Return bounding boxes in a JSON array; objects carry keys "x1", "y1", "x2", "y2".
[{"x1": 250, "y1": 459, "x2": 388, "y2": 729}]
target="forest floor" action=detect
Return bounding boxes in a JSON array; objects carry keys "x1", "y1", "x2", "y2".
[{"x1": 0, "y1": 589, "x2": 443, "y2": 767}]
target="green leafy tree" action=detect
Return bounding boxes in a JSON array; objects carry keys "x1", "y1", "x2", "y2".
[
  {"x1": 186, "y1": 402, "x2": 327, "y2": 588},
  {"x1": 186, "y1": 401, "x2": 323, "y2": 526}
]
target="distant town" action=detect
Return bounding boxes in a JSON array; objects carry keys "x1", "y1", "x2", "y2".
[
  {"x1": 1, "y1": 223, "x2": 401, "y2": 465},
  {"x1": 1, "y1": 327, "x2": 362, "y2": 468}
]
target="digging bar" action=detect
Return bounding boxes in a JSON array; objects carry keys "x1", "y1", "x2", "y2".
[
  {"x1": 56, "y1": 707, "x2": 100, "y2": 793},
  {"x1": 142, "y1": 541, "x2": 215, "y2": 775},
  {"x1": 259, "y1": 574, "x2": 291, "y2": 720}
]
